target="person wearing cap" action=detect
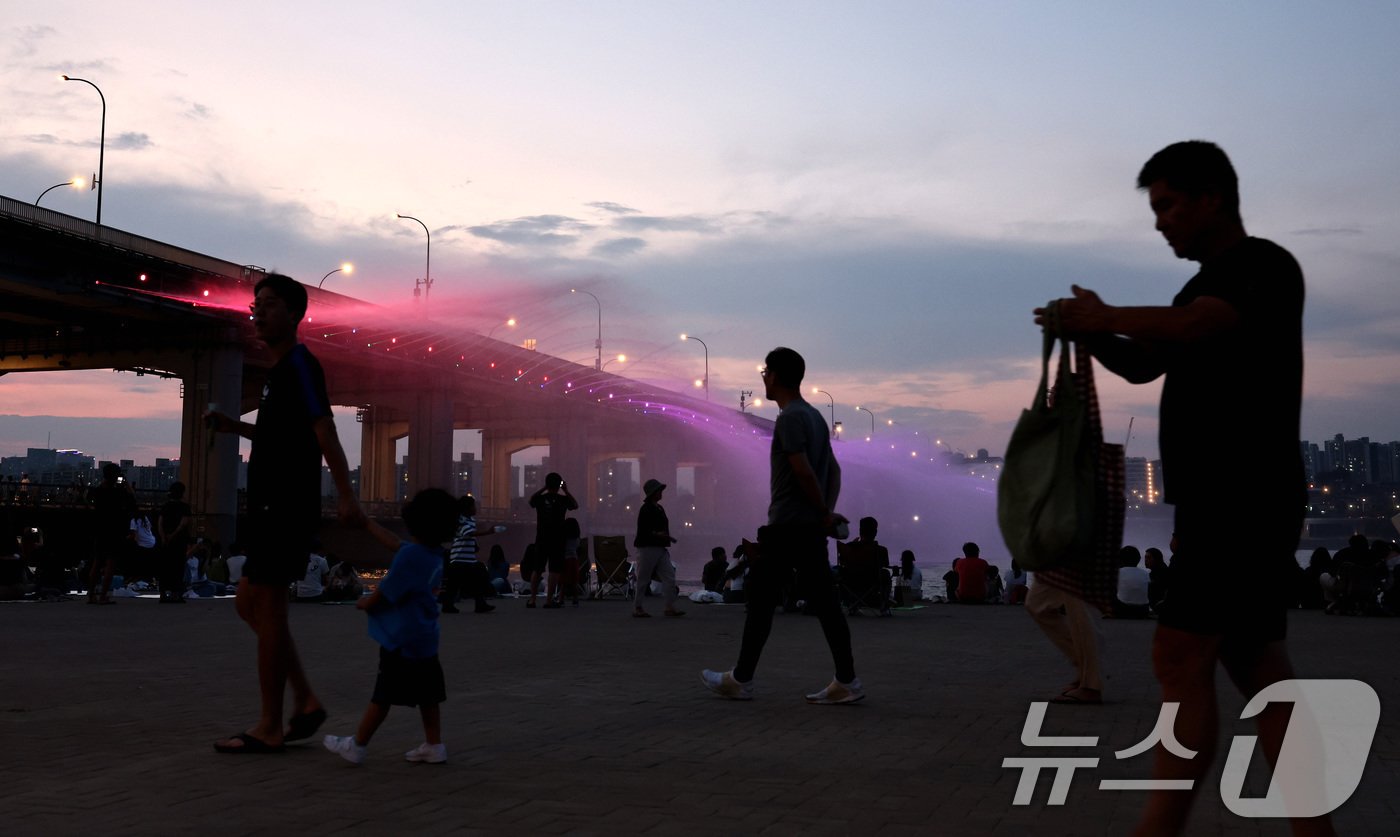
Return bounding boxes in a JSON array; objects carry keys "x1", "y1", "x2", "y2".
[{"x1": 632, "y1": 478, "x2": 684, "y2": 618}]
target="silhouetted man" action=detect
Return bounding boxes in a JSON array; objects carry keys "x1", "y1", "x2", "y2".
[
  {"x1": 208, "y1": 273, "x2": 365, "y2": 754},
  {"x1": 1040, "y1": 141, "x2": 1325, "y2": 836},
  {"x1": 702, "y1": 347, "x2": 860, "y2": 704}
]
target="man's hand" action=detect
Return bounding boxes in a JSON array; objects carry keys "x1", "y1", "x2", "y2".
[
  {"x1": 338, "y1": 494, "x2": 367, "y2": 529},
  {"x1": 355, "y1": 595, "x2": 373, "y2": 611},
  {"x1": 204, "y1": 410, "x2": 239, "y2": 434},
  {"x1": 1034, "y1": 285, "x2": 1112, "y2": 336}
]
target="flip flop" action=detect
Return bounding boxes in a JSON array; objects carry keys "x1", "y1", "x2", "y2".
[
  {"x1": 285, "y1": 707, "x2": 327, "y2": 742},
  {"x1": 663, "y1": 610, "x2": 686, "y2": 618},
  {"x1": 632, "y1": 610, "x2": 651, "y2": 618},
  {"x1": 213, "y1": 732, "x2": 286, "y2": 754},
  {"x1": 1049, "y1": 691, "x2": 1102, "y2": 705}
]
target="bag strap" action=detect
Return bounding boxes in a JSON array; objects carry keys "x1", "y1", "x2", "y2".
[{"x1": 1073, "y1": 340, "x2": 1104, "y2": 444}]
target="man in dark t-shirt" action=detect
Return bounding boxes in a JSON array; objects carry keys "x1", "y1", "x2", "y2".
[
  {"x1": 88, "y1": 463, "x2": 135, "y2": 604},
  {"x1": 207, "y1": 274, "x2": 365, "y2": 755},
  {"x1": 1041, "y1": 141, "x2": 1321, "y2": 834},
  {"x1": 525, "y1": 472, "x2": 578, "y2": 608},
  {"x1": 701, "y1": 347, "x2": 860, "y2": 705}
]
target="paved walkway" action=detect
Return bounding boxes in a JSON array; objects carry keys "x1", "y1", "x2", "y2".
[{"x1": 1, "y1": 595, "x2": 1396, "y2": 836}]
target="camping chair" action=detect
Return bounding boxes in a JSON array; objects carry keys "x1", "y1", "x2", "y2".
[
  {"x1": 835, "y1": 541, "x2": 891, "y2": 615},
  {"x1": 592, "y1": 535, "x2": 632, "y2": 599}
]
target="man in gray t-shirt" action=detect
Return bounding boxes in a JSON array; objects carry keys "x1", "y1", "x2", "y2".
[{"x1": 701, "y1": 347, "x2": 862, "y2": 705}]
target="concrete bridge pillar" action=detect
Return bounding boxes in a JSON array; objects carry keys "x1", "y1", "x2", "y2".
[
  {"x1": 178, "y1": 342, "x2": 243, "y2": 546},
  {"x1": 407, "y1": 389, "x2": 454, "y2": 496},
  {"x1": 358, "y1": 408, "x2": 404, "y2": 504},
  {"x1": 480, "y1": 430, "x2": 548, "y2": 513}
]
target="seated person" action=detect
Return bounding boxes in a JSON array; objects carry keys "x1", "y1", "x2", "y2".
[
  {"x1": 952, "y1": 543, "x2": 988, "y2": 603},
  {"x1": 702, "y1": 547, "x2": 729, "y2": 593},
  {"x1": 327, "y1": 558, "x2": 363, "y2": 601},
  {"x1": 984, "y1": 564, "x2": 1006, "y2": 604},
  {"x1": 1144, "y1": 547, "x2": 1170, "y2": 611},
  {"x1": 226, "y1": 541, "x2": 248, "y2": 585},
  {"x1": 486, "y1": 544, "x2": 510, "y2": 595},
  {"x1": 835, "y1": 516, "x2": 891, "y2": 616},
  {"x1": 722, "y1": 542, "x2": 751, "y2": 604},
  {"x1": 1113, "y1": 545, "x2": 1152, "y2": 618},
  {"x1": 294, "y1": 546, "x2": 331, "y2": 602},
  {"x1": 1004, "y1": 560, "x2": 1029, "y2": 604},
  {"x1": 897, "y1": 550, "x2": 924, "y2": 603}
]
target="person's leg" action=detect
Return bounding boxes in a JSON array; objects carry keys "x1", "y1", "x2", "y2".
[
  {"x1": 1026, "y1": 583, "x2": 1080, "y2": 688},
  {"x1": 633, "y1": 549, "x2": 659, "y2": 613},
  {"x1": 657, "y1": 551, "x2": 682, "y2": 613},
  {"x1": 527, "y1": 569, "x2": 541, "y2": 605},
  {"x1": 795, "y1": 541, "x2": 855, "y2": 683},
  {"x1": 355, "y1": 702, "x2": 391, "y2": 745},
  {"x1": 1061, "y1": 593, "x2": 1105, "y2": 696},
  {"x1": 1131, "y1": 625, "x2": 1222, "y2": 837},
  {"x1": 419, "y1": 703, "x2": 442, "y2": 745},
  {"x1": 733, "y1": 547, "x2": 783, "y2": 683},
  {"x1": 439, "y1": 563, "x2": 462, "y2": 610},
  {"x1": 99, "y1": 555, "x2": 115, "y2": 600}
]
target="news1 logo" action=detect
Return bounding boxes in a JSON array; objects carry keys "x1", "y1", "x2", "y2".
[{"x1": 1002, "y1": 679, "x2": 1380, "y2": 817}]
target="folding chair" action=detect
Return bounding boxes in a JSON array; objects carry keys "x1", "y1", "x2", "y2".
[
  {"x1": 835, "y1": 541, "x2": 891, "y2": 615},
  {"x1": 591, "y1": 535, "x2": 632, "y2": 599}
]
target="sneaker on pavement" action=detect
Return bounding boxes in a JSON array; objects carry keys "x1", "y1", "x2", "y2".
[
  {"x1": 805, "y1": 677, "x2": 865, "y2": 705},
  {"x1": 700, "y1": 669, "x2": 754, "y2": 700},
  {"x1": 404, "y1": 741, "x2": 448, "y2": 763},
  {"x1": 323, "y1": 734, "x2": 367, "y2": 764}
]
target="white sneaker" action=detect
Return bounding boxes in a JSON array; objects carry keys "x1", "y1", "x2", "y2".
[
  {"x1": 404, "y1": 742, "x2": 448, "y2": 764},
  {"x1": 805, "y1": 677, "x2": 865, "y2": 705},
  {"x1": 700, "y1": 669, "x2": 754, "y2": 700},
  {"x1": 323, "y1": 734, "x2": 367, "y2": 764}
]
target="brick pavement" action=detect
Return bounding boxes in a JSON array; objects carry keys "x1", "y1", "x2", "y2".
[{"x1": 1, "y1": 595, "x2": 1396, "y2": 836}]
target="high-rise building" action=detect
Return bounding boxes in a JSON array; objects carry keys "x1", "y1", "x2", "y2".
[{"x1": 1124, "y1": 457, "x2": 1163, "y2": 508}]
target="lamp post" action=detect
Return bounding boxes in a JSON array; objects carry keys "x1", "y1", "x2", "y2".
[
  {"x1": 571, "y1": 289, "x2": 602, "y2": 370},
  {"x1": 61, "y1": 75, "x2": 105, "y2": 224},
  {"x1": 811, "y1": 388, "x2": 835, "y2": 435},
  {"x1": 856, "y1": 405, "x2": 875, "y2": 440},
  {"x1": 487, "y1": 318, "x2": 517, "y2": 340},
  {"x1": 680, "y1": 333, "x2": 709, "y2": 400},
  {"x1": 603, "y1": 353, "x2": 627, "y2": 371},
  {"x1": 396, "y1": 214, "x2": 431, "y2": 300},
  {"x1": 35, "y1": 177, "x2": 85, "y2": 206},
  {"x1": 318, "y1": 262, "x2": 354, "y2": 289}
]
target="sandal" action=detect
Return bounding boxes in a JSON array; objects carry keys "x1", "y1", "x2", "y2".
[
  {"x1": 663, "y1": 609, "x2": 686, "y2": 618},
  {"x1": 214, "y1": 732, "x2": 286, "y2": 754},
  {"x1": 285, "y1": 707, "x2": 327, "y2": 742},
  {"x1": 632, "y1": 609, "x2": 651, "y2": 618}
]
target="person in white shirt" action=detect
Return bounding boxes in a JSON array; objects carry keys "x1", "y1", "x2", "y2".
[
  {"x1": 1114, "y1": 546, "x2": 1151, "y2": 619},
  {"x1": 295, "y1": 548, "x2": 330, "y2": 602},
  {"x1": 226, "y1": 541, "x2": 248, "y2": 585}
]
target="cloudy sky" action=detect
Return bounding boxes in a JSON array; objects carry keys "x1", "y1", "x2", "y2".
[{"x1": 3, "y1": 1, "x2": 1399, "y2": 466}]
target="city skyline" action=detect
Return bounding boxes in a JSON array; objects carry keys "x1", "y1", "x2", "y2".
[{"x1": 3, "y1": 4, "x2": 1399, "y2": 461}]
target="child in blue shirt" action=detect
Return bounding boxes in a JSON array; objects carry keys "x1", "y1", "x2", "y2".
[{"x1": 324, "y1": 488, "x2": 457, "y2": 765}]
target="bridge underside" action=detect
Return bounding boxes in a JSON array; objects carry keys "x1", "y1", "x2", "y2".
[{"x1": 0, "y1": 197, "x2": 770, "y2": 549}]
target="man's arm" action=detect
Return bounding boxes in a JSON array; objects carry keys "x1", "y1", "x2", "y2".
[
  {"x1": 204, "y1": 411, "x2": 256, "y2": 440},
  {"x1": 313, "y1": 416, "x2": 366, "y2": 528},
  {"x1": 787, "y1": 451, "x2": 842, "y2": 531}
]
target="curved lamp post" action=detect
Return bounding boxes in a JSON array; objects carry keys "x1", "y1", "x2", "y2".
[
  {"x1": 36, "y1": 177, "x2": 85, "y2": 206},
  {"x1": 318, "y1": 262, "x2": 354, "y2": 289},
  {"x1": 603, "y1": 353, "x2": 627, "y2": 370},
  {"x1": 812, "y1": 388, "x2": 835, "y2": 434},
  {"x1": 396, "y1": 214, "x2": 431, "y2": 300},
  {"x1": 571, "y1": 288, "x2": 603, "y2": 370},
  {"x1": 61, "y1": 75, "x2": 105, "y2": 224},
  {"x1": 487, "y1": 318, "x2": 517, "y2": 340},
  {"x1": 856, "y1": 405, "x2": 875, "y2": 440},
  {"x1": 680, "y1": 334, "x2": 709, "y2": 400}
]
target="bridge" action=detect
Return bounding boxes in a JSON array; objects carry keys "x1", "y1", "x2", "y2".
[{"x1": 0, "y1": 195, "x2": 773, "y2": 550}]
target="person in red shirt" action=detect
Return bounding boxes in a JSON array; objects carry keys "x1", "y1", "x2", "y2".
[{"x1": 953, "y1": 543, "x2": 989, "y2": 603}]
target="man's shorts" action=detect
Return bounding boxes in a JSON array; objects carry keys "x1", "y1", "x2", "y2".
[
  {"x1": 371, "y1": 647, "x2": 446, "y2": 707},
  {"x1": 1155, "y1": 500, "x2": 1303, "y2": 646},
  {"x1": 534, "y1": 537, "x2": 565, "y2": 574},
  {"x1": 242, "y1": 509, "x2": 317, "y2": 588}
]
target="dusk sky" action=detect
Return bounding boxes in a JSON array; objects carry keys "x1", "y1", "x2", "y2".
[{"x1": 3, "y1": 2, "x2": 1400, "y2": 468}]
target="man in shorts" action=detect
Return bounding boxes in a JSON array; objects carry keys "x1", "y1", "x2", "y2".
[
  {"x1": 526, "y1": 472, "x2": 577, "y2": 608},
  {"x1": 1044, "y1": 141, "x2": 1324, "y2": 835},
  {"x1": 209, "y1": 273, "x2": 365, "y2": 754}
]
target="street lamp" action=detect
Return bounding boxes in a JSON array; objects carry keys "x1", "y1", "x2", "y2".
[
  {"x1": 396, "y1": 214, "x2": 431, "y2": 300},
  {"x1": 318, "y1": 262, "x2": 354, "y2": 289},
  {"x1": 811, "y1": 388, "x2": 835, "y2": 434},
  {"x1": 603, "y1": 353, "x2": 627, "y2": 370},
  {"x1": 35, "y1": 177, "x2": 85, "y2": 206},
  {"x1": 571, "y1": 288, "x2": 603, "y2": 370},
  {"x1": 61, "y1": 75, "x2": 105, "y2": 224},
  {"x1": 487, "y1": 318, "x2": 518, "y2": 340},
  {"x1": 856, "y1": 405, "x2": 875, "y2": 440},
  {"x1": 680, "y1": 333, "x2": 709, "y2": 400}
]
